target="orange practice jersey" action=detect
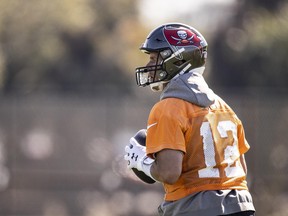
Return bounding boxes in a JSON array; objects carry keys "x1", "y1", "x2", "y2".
[{"x1": 146, "y1": 97, "x2": 250, "y2": 201}]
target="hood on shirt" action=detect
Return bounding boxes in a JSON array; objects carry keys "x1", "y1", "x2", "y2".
[{"x1": 160, "y1": 67, "x2": 215, "y2": 107}]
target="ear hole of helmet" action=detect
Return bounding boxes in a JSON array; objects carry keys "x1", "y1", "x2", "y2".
[{"x1": 173, "y1": 60, "x2": 186, "y2": 66}]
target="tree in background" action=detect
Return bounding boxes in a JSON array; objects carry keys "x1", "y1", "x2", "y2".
[
  {"x1": 210, "y1": 0, "x2": 288, "y2": 88},
  {"x1": 0, "y1": 0, "x2": 287, "y2": 95},
  {"x1": 0, "y1": 0, "x2": 146, "y2": 96}
]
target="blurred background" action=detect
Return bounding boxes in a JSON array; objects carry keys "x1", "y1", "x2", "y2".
[{"x1": 0, "y1": 0, "x2": 287, "y2": 215}]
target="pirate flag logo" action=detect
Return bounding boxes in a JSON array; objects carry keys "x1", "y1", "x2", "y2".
[{"x1": 163, "y1": 27, "x2": 202, "y2": 47}]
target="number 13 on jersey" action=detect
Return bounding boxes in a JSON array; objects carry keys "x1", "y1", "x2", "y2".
[{"x1": 199, "y1": 120, "x2": 246, "y2": 178}]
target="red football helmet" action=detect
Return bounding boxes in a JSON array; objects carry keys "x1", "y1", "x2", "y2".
[{"x1": 135, "y1": 23, "x2": 208, "y2": 90}]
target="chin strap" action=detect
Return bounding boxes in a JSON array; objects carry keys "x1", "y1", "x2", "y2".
[{"x1": 150, "y1": 81, "x2": 169, "y2": 92}]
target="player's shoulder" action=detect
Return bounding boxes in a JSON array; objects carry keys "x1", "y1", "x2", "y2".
[
  {"x1": 153, "y1": 98, "x2": 182, "y2": 110},
  {"x1": 211, "y1": 95, "x2": 234, "y2": 112},
  {"x1": 210, "y1": 95, "x2": 243, "y2": 123},
  {"x1": 153, "y1": 97, "x2": 202, "y2": 114},
  {"x1": 149, "y1": 99, "x2": 180, "y2": 121}
]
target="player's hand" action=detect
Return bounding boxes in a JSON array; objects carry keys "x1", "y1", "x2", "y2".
[
  {"x1": 124, "y1": 129, "x2": 157, "y2": 184},
  {"x1": 124, "y1": 136, "x2": 154, "y2": 171}
]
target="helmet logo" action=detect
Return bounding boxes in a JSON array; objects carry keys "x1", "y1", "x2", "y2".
[
  {"x1": 173, "y1": 30, "x2": 193, "y2": 44},
  {"x1": 177, "y1": 30, "x2": 188, "y2": 39},
  {"x1": 164, "y1": 28, "x2": 202, "y2": 47}
]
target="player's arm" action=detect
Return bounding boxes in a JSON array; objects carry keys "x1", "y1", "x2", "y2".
[
  {"x1": 150, "y1": 149, "x2": 184, "y2": 184},
  {"x1": 124, "y1": 129, "x2": 183, "y2": 184}
]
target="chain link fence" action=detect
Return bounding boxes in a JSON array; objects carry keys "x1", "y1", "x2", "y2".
[{"x1": 0, "y1": 89, "x2": 286, "y2": 216}]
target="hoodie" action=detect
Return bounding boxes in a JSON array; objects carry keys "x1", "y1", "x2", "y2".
[{"x1": 160, "y1": 67, "x2": 215, "y2": 107}]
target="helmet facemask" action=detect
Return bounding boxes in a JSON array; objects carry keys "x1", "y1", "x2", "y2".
[{"x1": 135, "y1": 50, "x2": 171, "y2": 87}]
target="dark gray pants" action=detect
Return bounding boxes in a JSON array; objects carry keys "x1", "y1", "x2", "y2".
[
  {"x1": 220, "y1": 211, "x2": 255, "y2": 216},
  {"x1": 158, "y1": 190, "x2": 255, "y2": 216}
]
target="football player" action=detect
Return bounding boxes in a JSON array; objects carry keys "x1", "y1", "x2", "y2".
[{"x1": 124, "y1": 23, "x2": 255, "y2": 216}]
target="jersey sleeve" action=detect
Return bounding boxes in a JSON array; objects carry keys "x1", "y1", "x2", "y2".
[
  {"x1": 145, "y1": 99, "x2": 186, "y2": 158},
  {"x1": 237, "y1": 121, "x2": 250, "y2": 154}
]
